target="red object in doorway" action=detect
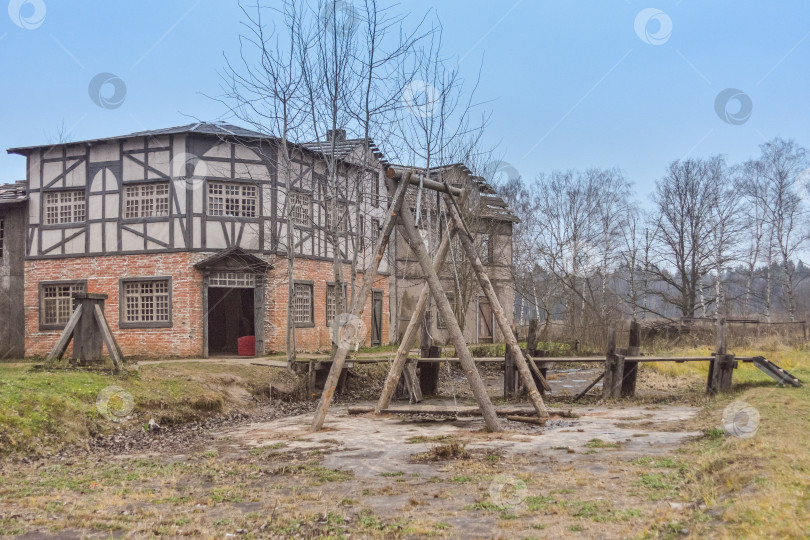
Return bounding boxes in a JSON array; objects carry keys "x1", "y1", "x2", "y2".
[{"x1": 238, "y1": 336, "x2": 255, "y2": 357}]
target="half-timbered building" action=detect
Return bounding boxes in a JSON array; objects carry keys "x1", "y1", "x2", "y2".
[{"x1": 6, "y1": 123, "x2": 393, "y2": 358}]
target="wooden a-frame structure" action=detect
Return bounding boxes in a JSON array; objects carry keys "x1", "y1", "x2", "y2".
[{"x1": 311, "y1": 168, "x2": 550, "y2": 432}]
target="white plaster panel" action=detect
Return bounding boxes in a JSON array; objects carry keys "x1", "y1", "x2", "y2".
[
  {"x1": 204, "y1": 143, "x2": 231, "y2": 159},
  {"x1": 90, "y1": 169, "x2": 104, "y2": 193},
  {"x1": 105, "y1": 222, "x2": 118, "y2": 252},
  {"x1": 90, "y1": 142, "x2": 119, "y2": 163},
  {"x1": 147, "y1": 222, "x2": 170, "y2": 245},
  {"x1": 28, "y1": 193, "x2": 40, "y2": 223},
  {"x1": 28, "y1": 154, "x2": 41, "y2": 189},
  {"x1": 123, "y1": 156, "x2": 145, "y2": 181},
  {"x1": 89, "y1": 223, "x2": 103, "y2": 252},
  {"x1": 206, "y1": 222, "x2": 227, "y2": 249},
  {"x1": 88, "y1": 194, "x2": 104, "y2": 220},
  {"x1": 192, "y1": 217, "x2": 202, "y2": 248},
  {"x1": 121, "y1": 228, "x2": 143, "y2": 251},
  {"x1": 42, "y1": 161, "x2": 63, "y2": 187},
  {"x1": 41, "y1": 229, "x2": 62, "y2": 253},
  {"x1": 65, "y1": 160, "x2": 86, "y2": 187},
  {"x1": 105, "y1": 194, "x2": 119, "y2": 219},
  {"x1": 149, "y1": 151, "x2": 171, "y2": 178}
]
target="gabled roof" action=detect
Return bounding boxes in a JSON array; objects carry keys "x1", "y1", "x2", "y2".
[
  {"x1": 301, "y1": 138, "x2": 389, "y2": 167},
  {"x1": 194, "y1": 246, "x2": 273, "y2": 273},
  {"x1": 0, "y1": 181, "x2": 27, "y2": 205},
  {"x1": 7, "y1": 122, "x2": 274, "y2": 155},
  {"x1": 389, "y1": 163, "x2": 519, "y2": 223}
]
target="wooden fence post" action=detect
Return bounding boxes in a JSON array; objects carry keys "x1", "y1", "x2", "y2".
[
  {"x1": 504, "y1": 347, "x2": 517, "y2": 399},
  {"x1": 602, "y1": 324, "x2": 624, "y2": 399},
  {"x1": 621, "y1": 320, "x2": 640, "y2": 397},
  {"x1": 708, "y1": 319, "x2": 735, "y2": 394}
]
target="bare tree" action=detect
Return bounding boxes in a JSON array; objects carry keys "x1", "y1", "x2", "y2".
[{"x1": 745, "y1": 138, "x2": 809, "y2": 321}]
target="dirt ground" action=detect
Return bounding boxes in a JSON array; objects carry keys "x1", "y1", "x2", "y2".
[{"x1": 0, "y1": 364, "x2": 714, "y2": 539}]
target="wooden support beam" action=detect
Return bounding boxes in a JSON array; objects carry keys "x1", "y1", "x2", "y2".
[
  {"x1": 375, "y1": 193, "x2": 463, "y2": 412},
  {"x1": 573, "y1": 371, "x2": 605, "y2": 402},
  {"x1": 385, "y1": 167, "x2": 463, "y2": 196},
  {"x1": 504, "y1": 347, "x2": 517, "y2": 399},
  {"x1": 392, "y1": 181, "x2": 501, "y2": 431},
  {"x1": 443, "y1": 192, "x2": 550, "y2": 416},
  {"x1": 93, "y1": 304, "x2": 124, "y2": 374},
  {"x1": 602, "y1": 324, "x2": 625, "y2": 399},
  {"x1": 311, "y1": 175, "x2": 410, "y2": 431},
  {"x1": 45, "y1": 304, "x2": 83, "y2": 364}
]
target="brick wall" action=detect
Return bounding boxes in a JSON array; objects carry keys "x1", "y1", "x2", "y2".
[
  {"x1": 264, "y1": 258, "x2": 391, "y2": 353},
  {"x1": 24, "y1": 253, "x2": 390, "y2": 358}
]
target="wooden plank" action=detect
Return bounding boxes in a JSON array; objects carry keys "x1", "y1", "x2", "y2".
[
  {"x1": 349, "y1": 405, "x2": 579, "y2": 418},
  {"x1": 45, "y1": 304, "x2": 83, "y2": 364},
  {"x1": 573, "y1": 372, "x2": 604, "y2": 402}
]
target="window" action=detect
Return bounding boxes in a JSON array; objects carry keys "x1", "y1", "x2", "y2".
[
  {"x1": 326, "y1": 283, "x2": 347, "y2": 324},
  {"x1": 289, "y1": 191, "x2": 311, "y2": 226},
  {"x1": 120, "y1": 278, "x2": 171, "y2": 328},
  {"x1": 124, "y1": 183, "x2": 169, "y2": 219},
  {"x1": 208, "y1": 182, "x2": 257, "y2": 217},
  {"x1": 326, "y1": 200, "x2": 347, "y2": 233},
  {"x1": 480, "y1": 233, "x2": 491, "y2": 263},
  {"x1": 44, "y1": 190, "x2": 85, "y2": 225},
  {"x1": 436, "y1": 292, "x2": 455, "y2": 329},
  {"x1": 39, "y1": 281, "x2": 86, "y2": 329},
  {"x1": 371, "y1": 175, "x2": 379, "y2": 206},
  {"x1": 209, "y1": 272, "x2": 255, "y2": 288},
  {"x1": 293, "y1": 282, "x2": 313, "y2": 325},
  {"x1": 0, "y1": 219, "x2": 4, "y2": 259},
  {"x1": 371, "y1": 219, "x2": 380, "y2": 250}
]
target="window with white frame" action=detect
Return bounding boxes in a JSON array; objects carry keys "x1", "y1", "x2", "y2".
[
  {"x1": 209, "y1": 272, "x2": 255, "y2": 288},
  {"x1": 208, "y1": 182, "x2": 257, "y2": 218},
  {"x1": 124, "y1": 183, "x2": 170, "y2": 219},
  {"x1": 289, "y1": 191, "x2": 311, "y2": 226},
  {"x1": 40, "y1": 281, "x2": 86, "y2": 328},
  {"x1": 293, "y1": 282, "x2": 313, "y2": 325},
  {"x1": 121, "y1": 279, "x2": 171, "y2": 327},
  {"x1": 326, "y1": 200, "x2": 347, "y2": 233},
  {"x1": 44, "y1": 190, "x2": 85, "y2": 225}
]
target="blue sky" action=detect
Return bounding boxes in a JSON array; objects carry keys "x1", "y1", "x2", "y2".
[{"x1": 1, "y1": 0, "x2": 808, "y2": 201}]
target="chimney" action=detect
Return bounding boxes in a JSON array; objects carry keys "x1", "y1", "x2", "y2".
[{"x1": 326, "y1": 129, "x2": 347, "y2": 142}]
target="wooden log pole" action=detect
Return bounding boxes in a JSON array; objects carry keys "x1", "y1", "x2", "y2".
[
  {"x1": 504, "y1": 346, "x2": 517, "y2": 399},
  {"x1": 393, "y1": 181, "x2": 501, "y2": 431},
  {"x1": 621, "y1": 319, "x2": 640, "y2": 397},
  {"x1": 527, "y1": 319, "x2": 540, "y2": 352},
  {"x1": 375, "y1": 192, "x2": 465, "y2": 412},
  {"x1": 311, "y1": 176, "x2": 410, "y2": 431},
  {"x1": 443, "y1": 193, "x2": 550, "y2": 416},
  {"x1": 93, "y1": 303, "x2": 124, "y2": 373}
]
